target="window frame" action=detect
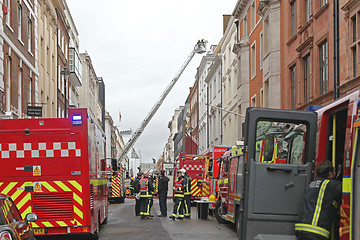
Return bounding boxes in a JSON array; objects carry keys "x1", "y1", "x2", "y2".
[
  {"x1": 251, "y1": 41, "x2": 256, "y2": 79},
  {"x1": 303, "y1": 55, "x2": 311, "y2": 103},
  {"x1": 290, "y1": 65, "x2": 297, "y2": 109},
  {"x1": 291, "y1": 0, "x2": 297, "y2": 37},
  {"x1": 27, "y1": 19, "x2": 32, "y2": 52},
  {"x1": 319, "y1": 41, "x2": 328, "y2": 95},
  {"x1": 18, "y1": 4, "x2": 22, "y2": 41}
]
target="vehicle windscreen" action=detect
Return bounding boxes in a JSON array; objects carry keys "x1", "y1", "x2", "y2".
[
  {"x1": 255, "y1": 121, "x2": 307, "y2": 164},
  {"x1": 0, "y1": 199, "x2": 5, "y2": 225},
  {"x1": 0, "y1": 198, "x2": 22, "y2": 224}
]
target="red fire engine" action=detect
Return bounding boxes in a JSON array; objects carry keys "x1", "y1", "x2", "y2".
[
  {"x1": 107, "y1": 166, "x2": 125, "y2": 203},
  {"x1": 202, "y1": 146, "x2": 229, "y2": 199},
  {"x1": 312, "y1": 89, "x2": 360, "y2": 240},
  {"x1": 0, "y1": 108, "x2": 108, "y2": 239},
  {"x1": 174, "y1": 153, "x2": 208, "y2": 201}
]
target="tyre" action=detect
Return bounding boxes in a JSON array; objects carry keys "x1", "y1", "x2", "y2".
[
  {"x1": 119, "y1": 197, "x2": 125, "y2": 203},
  {"x1": 101, "y1": 216, "x2": 108, "y2": 225},
  {"x1": 90, "y1": 214, "x2": 100, "y2": 240},
  {"x1": 235, "y1": 206, "x2": 242, "y2": 236},
  {"x1": 214, "y1": 200, "x2": 227, "y2": 224}
]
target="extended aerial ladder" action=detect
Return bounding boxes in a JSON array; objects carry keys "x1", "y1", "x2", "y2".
[{"x1": 118, "y1": 40, "x2": 207, "y2": 162}]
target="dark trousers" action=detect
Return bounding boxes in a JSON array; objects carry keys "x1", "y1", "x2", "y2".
[
  {"x1": 184, "y1": 194, "x2": 191, "y2": 217},
  {"x1": 140, "y1": 197, "x2": 151, "y2": 216},
  {"x1": 158, "y1": 191, "x2": 167, "y2": 216},
  {"x1": 172, "y1": 196, "x2": 184, "y2": 218},
  {"x1": 135, "y1": 198, "x2": 140, "y2": 216},
  {"x1": 150, "y1": 196, "x2": 153, "y2": 210}
]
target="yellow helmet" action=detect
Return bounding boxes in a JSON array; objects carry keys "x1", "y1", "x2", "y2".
[
  {"x1": 209, "y1": 195, "x2": 216, "y2": 202},
  {"x1": 131, "y1": 177, "x2": 134, "y2": 180}
]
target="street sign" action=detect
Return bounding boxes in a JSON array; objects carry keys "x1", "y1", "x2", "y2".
[{"x1": 27, "y1": 106, "x2": 42, "y2": 117}]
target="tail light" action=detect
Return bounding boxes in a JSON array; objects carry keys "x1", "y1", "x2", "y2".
[{"x1": 0, "y1": 232, "x2": 12, "y2": 240}]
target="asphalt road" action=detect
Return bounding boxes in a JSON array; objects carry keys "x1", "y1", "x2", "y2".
[{"x1": 37, "y1": 198, "x2": 238, "y2": 240}]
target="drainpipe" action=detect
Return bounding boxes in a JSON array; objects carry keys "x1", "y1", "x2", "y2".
[
  {"x1": 206, "y1": 83, "x2": 209, "y2": 149},
  {"x1": 56, "y1": 26, "x2": 59, "y2": 117},
  {"x1": 333, "y1": 0, "x2": 340, "y2": 99},
  {"x1": 220, "y1": 59, "x2": 223, "y2": 145}
]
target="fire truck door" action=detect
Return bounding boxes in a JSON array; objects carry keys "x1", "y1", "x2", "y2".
[
  {"x1": 352, "y1": 124, "x2": 360, "y2": 239},
  {"x1": 227, "y1": 156, "x2": 239, "y2": 215},
  {"x1": 241, "y1": 108, "x2": 317, "y2": 239}
]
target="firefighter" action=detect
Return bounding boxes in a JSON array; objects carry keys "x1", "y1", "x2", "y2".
[
  {"x1": 169, "y1": 169, "x2": 186, "y2": 220},
  {"x1": 295, "y1": 160, "x2": 342, "y2": 240},
  {"x1": 133, "y1": 172, "x2": 142, "y2": 216},
  {"x1": 129, "y1": 177, "x2": 135, "y2": 196},
  {"x1": 183, "y1": 168, "x2": 192, "y2": 219},
  {"x1": 157, "y1": 170, "x2": 169, "y2": 217},
  {"x1": 148, "y1": 169, "x2": 155, "y2": 218},
  {"x1": 139, "y1": 171, "x2": 154, "y2": 219}
]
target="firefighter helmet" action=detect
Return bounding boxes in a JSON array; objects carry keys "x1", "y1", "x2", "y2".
[
  {"x1": 209, "y1": 195, "x2": 216, "y2": 202},
  {"x1": 180, "y1": 168, "x2": 186, "y2": 176}
]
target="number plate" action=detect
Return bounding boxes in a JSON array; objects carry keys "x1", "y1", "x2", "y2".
[{"x1": 33, "y1": 228, "x2": 45, "y2": 234}]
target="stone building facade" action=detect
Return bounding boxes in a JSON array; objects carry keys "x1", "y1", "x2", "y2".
[{"x1": 1, "y1": 0, "x2": 39, "y2": 118}]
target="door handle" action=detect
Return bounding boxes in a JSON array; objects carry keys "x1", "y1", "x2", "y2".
[
  {"x1": 285, "y1": 181, "x2": 294, "y2": 189},
  {"x1": 266, "y1": 166, "x2": 292, "y2": 173}
]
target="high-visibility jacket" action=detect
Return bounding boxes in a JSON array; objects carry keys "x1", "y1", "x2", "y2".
[
  {"x1": 139, "y1": 177, "x2": 154, "y2": 197},
  {"x1": 295, "y1": 178, "x2": 342, "y2": 239},
  {"x1": 174, "y1": 176, "x2": 186, "y2": 197},
  {"x1": 184, "y1": 175, "x2": 191, "y2": 195}
]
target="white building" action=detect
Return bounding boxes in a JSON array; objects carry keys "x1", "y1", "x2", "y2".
[
  {"x1": 198, "y1": 50, "x2": 216, "y2": 154},
  {"x1": 79, "y1": 52, "x2": 102, "y2": 126},
  {"x1": 63, "y1": 1, "x2": 82, "y2": 110},
  {"x1": 205, "y1": 53, "x2": 223, "y2": 147},
  {"x1": 219, "y1": 15, "x2": 242, "y2": 147},
  {"x1": 162, "y1": 107, "x2": 182, "y2": 163}
]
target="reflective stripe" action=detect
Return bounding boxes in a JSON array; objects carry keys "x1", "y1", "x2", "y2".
[
  {"x1": 140, "y1": 193, "x2": 152, "y2": 197},
  {"x1": 185, "y1": 176, "x2": 191, "y2": 195},
  {"x1": 312, "y1": 180, "x2": 329, "y2": 226},
  {"x1": 295, "y1": 223, "x2": 330, "y2": 238}
]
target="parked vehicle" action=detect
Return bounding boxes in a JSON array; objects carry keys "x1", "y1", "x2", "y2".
[
  {"x1": 0, "y1": 108, "x2": 108, "y2": 239},
  {"x1": 107, "y1": 168, "x2": 125, "y2": 203},
  {"x1": 0, "y1": 194, "x2": 37, "y2": 240},
  {"x1": 173, "y1": 153, "x2": 208, "y2": 201}
]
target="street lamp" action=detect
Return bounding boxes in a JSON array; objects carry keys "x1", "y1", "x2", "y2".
[{"x1": 60, "y1": 67, "x2": 70, "y2": 117}]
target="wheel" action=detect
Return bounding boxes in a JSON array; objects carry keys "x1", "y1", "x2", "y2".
[
  {"x1": 235, "y1": 206, "x2": 242, "y2": 236},
  {"x1": 119, "y1": 197, "x2": 125, "y2": 203},
  {"x1": 101, "y1": 216, "x2": 108, "y2": 225},
  {"x1": 90, "y1": 214, "x2": 100, "y2": 240},
  {"x1": 214, "y1": 200, "x2": 227, "y2": 224}
]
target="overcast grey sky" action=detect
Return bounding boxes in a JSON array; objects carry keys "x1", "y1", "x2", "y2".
[{"x1": 66, "y1": 0, "x2": 236, "y2": 163}]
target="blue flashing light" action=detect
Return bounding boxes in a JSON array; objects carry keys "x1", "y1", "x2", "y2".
[
  {"x1": 72, "y1": 115, "x2": 82, "y2": 121},
  {"x1": 72, "y1": 115, "x2": 83, "y2": 125},
  {"x1": 305, "y1": 105, "x2": 323, "y2": 111}
]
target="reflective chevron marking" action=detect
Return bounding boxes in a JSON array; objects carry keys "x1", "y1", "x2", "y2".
[{"x1": 0, "y1": 180, "x2": 84, "y2": 228}]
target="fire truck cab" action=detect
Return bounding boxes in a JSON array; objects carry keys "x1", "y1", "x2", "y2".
[{"x1": 216, "y1": 107, "x2": 317, "y2": 239}]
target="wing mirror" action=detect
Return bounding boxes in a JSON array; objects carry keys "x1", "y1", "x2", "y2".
[{"x1": 25, "y1": 213, "x2": 38, "y2": 222}]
